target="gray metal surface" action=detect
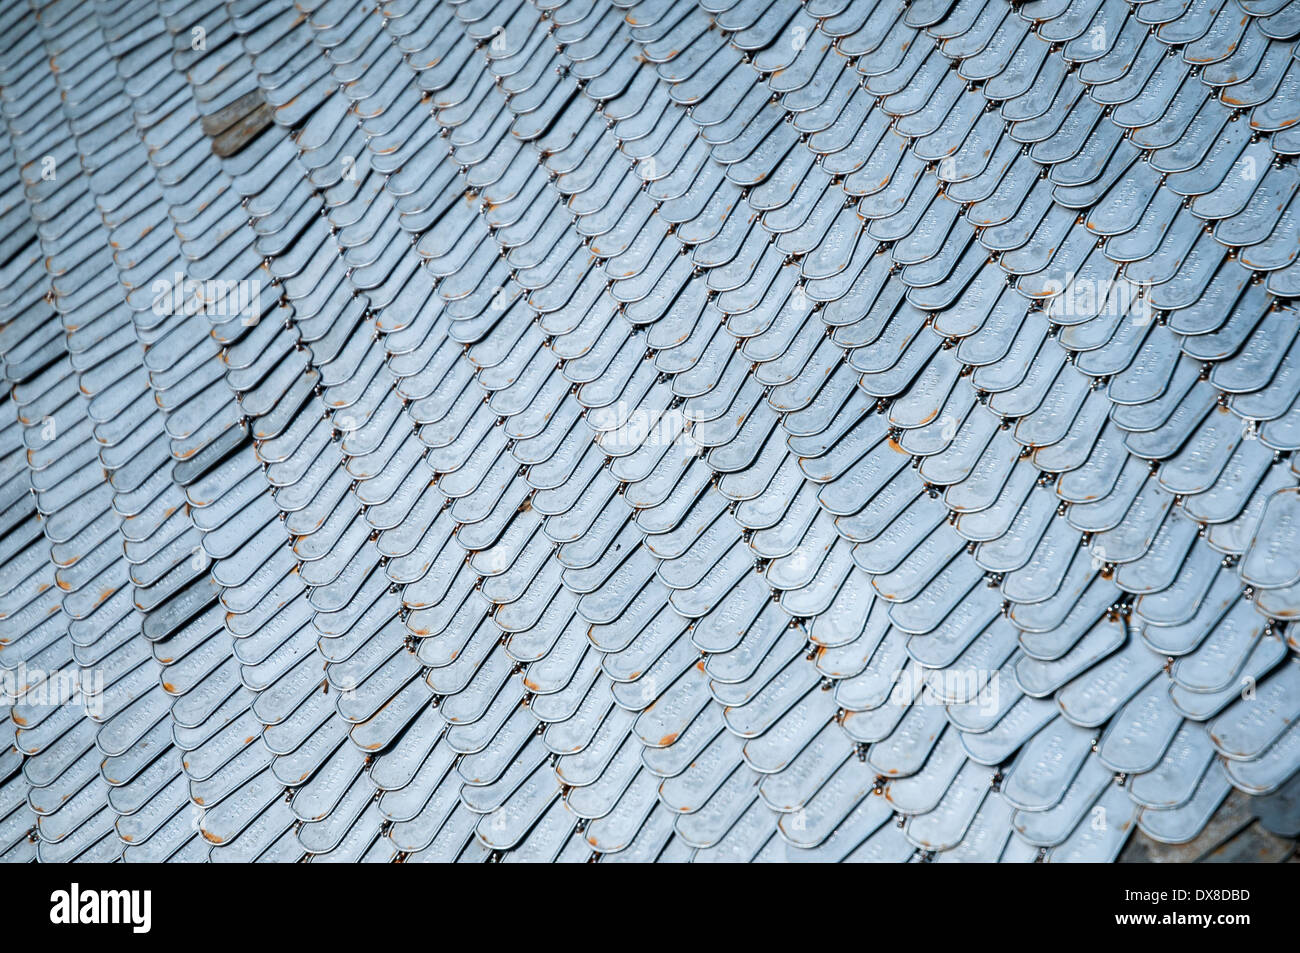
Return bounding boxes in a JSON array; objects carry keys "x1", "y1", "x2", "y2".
[{"x1": 0, "y1": 0, "x2": 1297, "y2": 862}]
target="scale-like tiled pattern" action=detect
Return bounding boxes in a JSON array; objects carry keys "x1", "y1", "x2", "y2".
[{"x1": 0, "y1": 0, "x2": 1297, "y2": 862}]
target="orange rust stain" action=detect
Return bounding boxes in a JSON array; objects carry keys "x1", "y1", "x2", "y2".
[{"x1": 658, "y1": 732, "x2": 679, "y2": 746}]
